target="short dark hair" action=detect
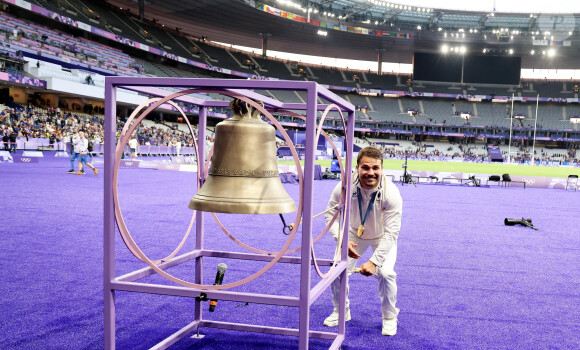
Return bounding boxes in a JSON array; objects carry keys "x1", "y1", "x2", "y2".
[{"x1": 357, "y1": 146, "x2": 383, "y2": 165}]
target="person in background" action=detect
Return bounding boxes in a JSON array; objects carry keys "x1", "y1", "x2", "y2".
[
  {"x1": 74, "y1": 131, "x2": 98, "y2": 175},
  {"x1": 67, "y1": 132, "x2": 80, "y2": 173},
  {"x1": 9, "y1": 128, "x2": 17, "y2": 153},
  {"x1": 330, "y1": 155, "x2": 341, "y2": 175},
  {"x1": 128, "y1": 136, "x2": 138, "y2": 160},
  {"x1": 2, "y1": 130, "x2": 9, "y2": 151},
  {"x1": 175, "y1": 139, "x2": 182, "y2": 156},
  {"x1": 322, "y1": 167, "x2": 337, "y2": 179}
]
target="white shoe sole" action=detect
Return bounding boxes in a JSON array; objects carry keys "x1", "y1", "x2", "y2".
[
  {"x1": 382, "y1": 319, "x2": 397, "y2": 336},
  {"x1": 382, "y1": 328, "x2": 397, "y2": 336},
  {"x1": 323, "y1": 313, "x2": 351, "y2": 327}
]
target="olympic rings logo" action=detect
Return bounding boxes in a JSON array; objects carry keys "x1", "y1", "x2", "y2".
[
  {"x1": 125, "y1": 162, "x2": 133, "y2": 166},
  {"x1": 21, "y1": 158, "x2": 31, "y2": 162},
  {"x1": 166, "y1": 165, "x2": 174, "y2": 169},
  {"x1": 521, "y1": 178, "x2": 535, "y2": 185}
]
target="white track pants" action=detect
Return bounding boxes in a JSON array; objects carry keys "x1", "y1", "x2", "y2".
[{"x1": 330, "y1": 233, "x2": 399, "y2": 319}]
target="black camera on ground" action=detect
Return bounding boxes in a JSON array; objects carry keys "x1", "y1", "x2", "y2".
[{"x1": 504, "y1": 218, "x2": 537, "y2": 230}]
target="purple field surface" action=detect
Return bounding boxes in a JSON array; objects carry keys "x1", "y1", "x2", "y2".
[{"x1": 0, "y1": 155, "x2": 579, "y2": 350}]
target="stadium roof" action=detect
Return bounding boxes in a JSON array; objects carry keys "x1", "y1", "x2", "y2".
[
  {"x1": 104, "y1": 0, "x2": 580, "y2": 69},
  {"x1": 311, "y1": 0, "x2": 578, "y2": 14}
]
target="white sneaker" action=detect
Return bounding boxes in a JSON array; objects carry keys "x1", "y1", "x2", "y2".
[
  {"x1": 382, "y1": 317, "x2": 397, "y2": 336},
  {"x1": 323, "y1": 309, "x2": 351, "y2": 327}
]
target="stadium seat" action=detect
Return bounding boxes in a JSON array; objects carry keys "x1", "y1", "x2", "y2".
[
  {"x1": 566, "y1": 175, "x2": 578, "y2": 191},
  {"x1": 487, "y1": 175, "x2": 501, "y2": 186}
]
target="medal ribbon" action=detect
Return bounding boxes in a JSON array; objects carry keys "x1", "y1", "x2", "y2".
[{"x1": 357, "y1": 188, "x2": 377, "y2": 235}]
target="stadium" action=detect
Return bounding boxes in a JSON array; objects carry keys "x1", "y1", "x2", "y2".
[{"x1": 0, "y1": 0, "x2": 579, "y2": 349}]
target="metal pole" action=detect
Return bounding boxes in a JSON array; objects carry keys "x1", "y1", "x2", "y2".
[
  {"x1": 104, "y1": 79, "x2": 117, "y2": 350},
  {"x1": 461, "y1": 54, "x2": 465, "y2": 84},
  {"x1": 339, "y1": 109, "x2": 355, "y2": 337},
  {"x1": 298, "y1": 84, "x2": 317, "y2": 349},
  {"x1": 194, "y1": 106, "x2": 207, "y2": 324},
  {"x1": 377, "y1": 49, "x2": 385, "y2": 75},
  {"x1": 531, "y1": 94, "x2": 539, "y2": 166},
  {"x1": 508, "y1": 93, "x2": 514, "y2": 164}
]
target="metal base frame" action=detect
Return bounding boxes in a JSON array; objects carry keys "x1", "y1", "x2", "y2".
[{"x1": 104, "y1": 78, "x2": 356, "y2": 349}]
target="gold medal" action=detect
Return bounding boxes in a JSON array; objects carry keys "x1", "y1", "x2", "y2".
[{"x1": 357, "y1": 224, "x2": 364, "y2": 237}]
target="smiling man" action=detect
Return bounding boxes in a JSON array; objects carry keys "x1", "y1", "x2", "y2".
[{"x1": 324, "y1": 146, "x2": 403, "y2": 336}]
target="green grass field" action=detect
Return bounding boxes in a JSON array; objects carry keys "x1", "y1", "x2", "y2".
[{"x1": 280, "y1": 159, "x2": 580, "y2": 178}]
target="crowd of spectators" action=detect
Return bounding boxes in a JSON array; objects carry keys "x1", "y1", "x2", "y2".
[
  {"x1": 0, "y1": 104, "x2": 577, "y2": 164},
  {"x1": 364, "y1": 139, "x2": 579, "y2": 164},
  {"x1": 0, "y1": 105, "x2": 201, "y2": 152}
]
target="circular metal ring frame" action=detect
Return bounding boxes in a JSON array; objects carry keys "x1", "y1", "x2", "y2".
[
  {"x1": 112, "y1": 88, "x2": 303, "y2": 290},
  {"x1": 114, "y1": 98, "x2": 200, "y2": 265},
  {"x1": 208, "y1": 104, "x2": 350, "y2": 279}
]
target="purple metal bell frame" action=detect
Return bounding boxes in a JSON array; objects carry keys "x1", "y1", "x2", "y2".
[{"x1": 104, "y1": 77, "x2": 356, "y2": 350}]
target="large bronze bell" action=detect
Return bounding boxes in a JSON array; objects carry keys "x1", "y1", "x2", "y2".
[{"x1": 189, "y1": 99, "x2": 296, "y2": 214}]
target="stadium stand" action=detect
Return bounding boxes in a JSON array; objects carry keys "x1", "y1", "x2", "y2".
[{"x1": 0, "y1": 2, "x2": 577, "y2": 165}]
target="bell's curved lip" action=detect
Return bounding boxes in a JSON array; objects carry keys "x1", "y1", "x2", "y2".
[{"x1": 189, "y1": 195, "x2": 296, "y2": 214}]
